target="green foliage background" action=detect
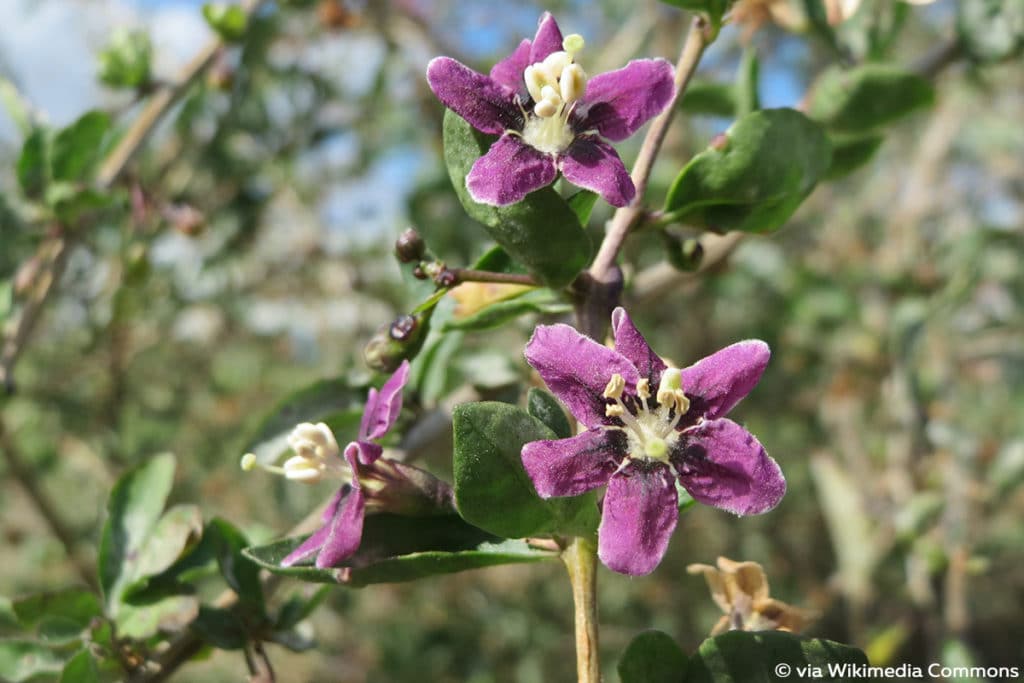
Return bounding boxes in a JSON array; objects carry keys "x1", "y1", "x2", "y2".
[{"x1": 1, "y1": 0, "x2": 1022, "y2": 680}]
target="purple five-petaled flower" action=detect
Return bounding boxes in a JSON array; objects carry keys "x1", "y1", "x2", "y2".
[
  {"x1": 426, "y1": 13, "x2": 675, "y2": 207},
  {"x1": 281, "y1": 361, "x2": 411, "y2": 569},
  {"x1": 521, "y1": 309, "x2": 786, "y2": 576}
]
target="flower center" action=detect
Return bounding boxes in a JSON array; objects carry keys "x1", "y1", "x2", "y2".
[
  {"x1": 518, "y1": 34, "x2": 587, "y2": 155},
  {"x1": 601, "y1": 370, "x2": 691, "y2": 465},
  {"x1": 240, "y1": 422, "x2": 350, "y2": 485}
]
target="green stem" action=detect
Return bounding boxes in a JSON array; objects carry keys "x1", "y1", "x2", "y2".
[{"x1": 563, "y1": 536, "x2": 600, "y2": 683}]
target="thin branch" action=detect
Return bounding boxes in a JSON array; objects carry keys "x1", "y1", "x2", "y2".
[
  {"x1": 587, "y1": 16, "x2": 713, "y2": 284},
  {"x1": 443, "y1": 268, "x2": 538, "y2": 287},
  {"x1": 0, "y1": 417, "x2": 96, "y2": 588},
  {"x1": 911, "y1": 38, "x2": 963, "y2": 80},
  {"x1": 562, "y1": 536, "x2": 600, "y2": 683}
]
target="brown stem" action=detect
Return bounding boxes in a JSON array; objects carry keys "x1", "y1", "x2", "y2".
[
  {"x1": 587, "y1": 16, "x2": 713, "y2": 287},
  {"x1": 0, "y1": 417, "x2": 96, "y2": 588},
  {"x1": 444, "y1": 268, "x2": 538, "y2": 287},
  {"x1": 563, "y1": 536, "x2": 600, "y2": 683}
]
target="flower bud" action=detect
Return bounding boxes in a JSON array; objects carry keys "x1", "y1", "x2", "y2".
[
  {"x1": 364, "y1": 310, "x2": 432, "y2": 372},
  {"x1": 394, "y1": 227, "x2": 426, "y2": 263}
]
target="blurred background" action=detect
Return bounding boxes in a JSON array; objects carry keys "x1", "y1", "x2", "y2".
[{"x1": 1, "y1": 0, "x2": 1022, "y2": 680}]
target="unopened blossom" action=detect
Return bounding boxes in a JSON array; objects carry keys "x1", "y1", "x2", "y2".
[
  {"x1": 426, "y1": 13, "x2": 675, "y2": 207},
  {"x1": 826, "y1": 0, "x2": 935, "y2": 24},
  {"x1": 521, "y1": 308, "x2": 785, "y2": 576},
  {"x1": 687, "y1": 556, "x2": 816, "y2": 635},
  {"x1": 242, "y1": 361, "x2": 452, "y2": 568}
]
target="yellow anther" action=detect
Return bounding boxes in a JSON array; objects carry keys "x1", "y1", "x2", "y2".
[
  {"x1": 606, "y1": 404, "x2": 625, "y2": 418},
  {"x1": 282, "y1": 455, "x2": 325, "y2": 484},
  {"x1": 603, "y1": 373, "x2": 626, "y2": 399},
  {"x1": 524, "y1": 64, "x2": 546, "y2": 103},
  {"x1": 533, "y1": 99, "x2": 558, "y2": 118},
  {"x1": 540, "y1": 51, "x2": 572, "y2": 82},
  {"x1": 656, "y1": 368, "x2": 690, "y2": 414},
  {"x1": 240, "y1": 453, "x2": 257, "y2": 471},
  {"x1": 559, "y1": 63, "x2": 586, "y2": 104},
  {"x1": 636, "y1": 378, "x2": 651, "y2": 399}
]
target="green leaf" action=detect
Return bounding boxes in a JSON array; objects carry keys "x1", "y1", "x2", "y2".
[
  {"x1": 443, "y1": 288, "x2": 570, "y2": 332},
  {"x1": 17, "y1": 128, "x2": 49, "y2": 200},
  {"x1": 442, "y1": 110, "x2": 591, "y2": 288},
  {"x1": 680, "y1": 81, "x2": 736, "y2": 117},
  {"x1": 807, "y1": 65, "x2": 934, "y2": 134},
  {"x1": 243, "y1": 514, "x2": 554, "y2": 586},
  {"x1": 207, "y1": 518, "x2": 264, "y2": 614},
  {"x1": 115, "y1": 595, "x2": 199, "y2": 640},
  {"x1": 202, "y1": 3, "x2": 249, "y2": 41},
  {"x1": 472, "y1": 245, "x2": 521, "y2": 273},
  {"x1": 958, "y1": 0, "x2": 1024, "y2": 62},
  {"x1": 686, "y1": 631, "x2": 869, "y2": 683},
  {"x1": 567, "y1": 190, "x2": 598, "y2": 227},
  {"x1": 0, "y1": 641, "x2": 65, "y2": 682},
  {"x1": 0, "y1": 280, "x2": 12, "y2": 327},
  {"x1": 527, "y1": 388, "x2": 572, "y2": 439},
  {"x1": 190, "y1": 606, "x2": 248, "y2": 650},
  {"x1": 619, "y1": 630, "x2": 688, "y2": 683},
  {"x1": 735, "y1": 48, "x2": 760, "y2": 118},
  {"x1": 50, "y1": 111, "x2": 111, "y2": 183},
  {"x1": 12, "y1": 588, "x2": 101, "y2": 645},
  {"x1": 453, "y1": 402, "x2": 599, "y2": 538},
  {"x1": 46, "y1": 185, "x2": 120, "y2": 225},
  {"x1": 240, "y1": 378, "x2": 363, "y2": 465},
  {"x1": 274, "y1": 586, "x2": 329, "y2": 631},
  {"x1": 59, "y1": 650, "x2": 100, "y2": 683},
  {"x1": 664, "y1": 108, "x2": 831, "y2": 234},
  {"x1": 130, "y1": 504, "x2": 203, "y2": 583},
  {"x1": 98, "y1": 453, "x2": 177, "y2": 609},
  {"x1": 824, "y1": 134, "x2": 885, "y2": 180},
  {"x1": 98, "y1": 29, "x2": 152, "y2": 90},
  {"x1": 659, "y1": 0, "x2": 732, "y2": 26}
]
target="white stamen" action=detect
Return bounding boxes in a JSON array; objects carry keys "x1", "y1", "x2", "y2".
[
  {"x1": 524, "y1": 64, "x2": 546, "y2": 103},
  {"x1": 603, "y1": 373, "x2": 626, "y2": 399},
  {"x1": 540, "y1": 51, "x2": 572, "y2": 82},
  {"x1": 559, "y1": 63, "x2": 586, "y2": 104},
  {"x1": 533, "y1": 99, "x2": 557, "y2": 118}
]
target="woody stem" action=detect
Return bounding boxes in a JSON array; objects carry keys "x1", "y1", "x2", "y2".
[{"x1": 563, "y1": 536, "x2": 601, "y2": 683}]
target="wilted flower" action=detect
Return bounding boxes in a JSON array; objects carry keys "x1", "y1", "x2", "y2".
[
  {"x1": 426, "y1": 13, "x2": 674, "y2": 207},
  {"x1": 521, "y1": 308, "x2": 785, "y2": 575},
  {"x1": 687, "y1": 556, "x2": 816, "y2": 634},
  {"x1": 242, "y1": 361, "x2": 452, "y2": 568}
]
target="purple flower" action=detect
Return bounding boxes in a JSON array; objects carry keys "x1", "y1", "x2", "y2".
[
  {"x1": 426, "y1": 13, "x2": 675, "y2": 207},
  {"x1": 278, "y1": 361, "x2": 411, "y2": 568},
  {"x1": 521, "y1": 308, "x2": 786, "y2": 576}
]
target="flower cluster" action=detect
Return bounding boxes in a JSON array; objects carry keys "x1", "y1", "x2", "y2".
[
  {"x1": 427, "y1": 13, "x2": 675, "y2": 207},
  {"x1": 521, "y1": 308, "x2": 786, "y2": 575}
]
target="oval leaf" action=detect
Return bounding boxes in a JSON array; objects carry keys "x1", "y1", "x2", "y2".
[
  {"x1": 442, "y1": 110, "x2": 591, "y2": 288},
  {"x1": 665, "y1": 108, "x2": 831, "y2": 234},
  {"x1": 619, "y1": 630, "x2": 689, "y2": 683},
  {"x1": 243, "y1": 514, "x2": 554, "y2": 586},
  {"x1": 807, "y1": 65, "x2": 934, "y2": 134},
  {"x1": 453, "y1": 401, "x2": 599, "y2": 538},
  {"x1": 686, "y1": 631, "x2": 869, "y2": 683}
]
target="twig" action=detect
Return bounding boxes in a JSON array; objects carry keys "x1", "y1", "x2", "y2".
[
  {"x1": 562, "y1": 537, "x2": 600, "y2": 683},
  {"x1": 0, "y1": 417, "x2": 96, "y2": 588},
  {"x1": 443, "y1": 268, "x2": 538, "y2": 287},
  {"x1": 912, "y1": 38, "x2": 963, "y2": 80},
  {"x1": 587, "y1": 16, "x2": 713, "y2": 285}
]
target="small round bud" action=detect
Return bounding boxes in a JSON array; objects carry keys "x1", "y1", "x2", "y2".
[
  {"x1": 412, "y1": 265, "x2": 428, "y2": 280},
  {"x1": 365, "y1": 310, "x2": 433, "y2": 372},
  {"x1": 395, "y1": 228, "x2": 426, "y2": 263},
  {"x1": 435, "y1": 269, "x2": 458, "y2": 288},
  {"x1": 710, "y1": 133, "x2": 729, "y2": 151},
  {"x1": 240, "y1": 453, "x2": 258, "y2": 471}
]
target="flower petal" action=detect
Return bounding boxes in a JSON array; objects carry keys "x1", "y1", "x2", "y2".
[
  {"x1": 315, "y1": 483, "x2": 366, "y2": 568},
  {"x1": 581, "y1": 59, "x2": 675, "y2": 142},
  {"x1": 529, "y1": 12, "x2": 564, "y2": 64},
  {"x1": 611, "y1": 307, "x2": 666, "y2": 384},
  {"x1": 360, "y1": 360, "x2": 410, "y2": 441},
  {"x1": 280, "y1": 487, "x2": 346, "y2": 567},
  {"x1": 560, "y1": 136, "x2": 636, "y2": 208},
  {"x1": 673, "y1": 418, "x2": 785, "y2": 515},
  {"x1": 682, "y1": 340, "x2": 770, "y2": 420},
  {"x1": 490, "y1": 38, "x2": 531, "y2": 92},
  {"x1": 598, "y1": 464, "x2": 678, "y2": 576},
  {"x1": 522, "y1": 429, "x2": 622, "y2": 498},
  {"x1": 524, "y1": 323, "x2": 639, "y2": 427},
  {"x1": 426, "y1": 57, "x2": 522, "y2": 135},
  {"x1": 466, "y1": 134, "x2": 558, "y2": 206}
]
